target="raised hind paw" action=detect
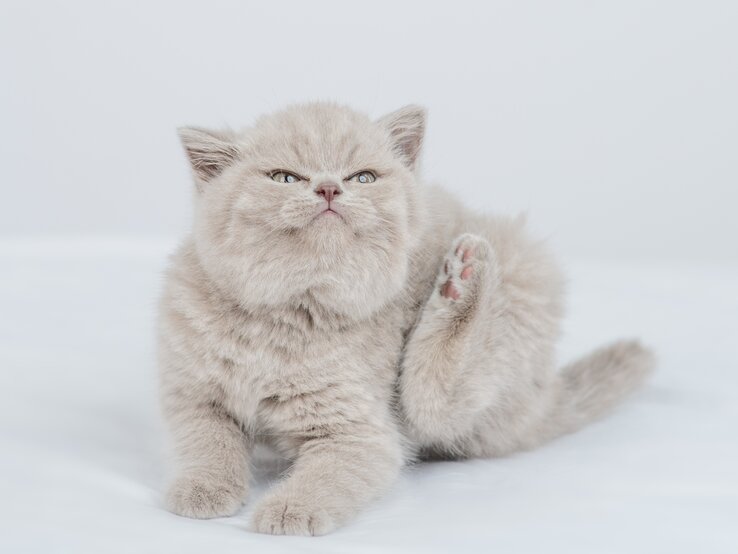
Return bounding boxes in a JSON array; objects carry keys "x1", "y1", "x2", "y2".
[{"x1": 437, "y1": 233, "x2": 494, "y2": 306}]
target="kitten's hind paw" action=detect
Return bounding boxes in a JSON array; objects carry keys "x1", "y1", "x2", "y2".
[{"x1": 438, "y1": 233, "x2": 494, "y2": 305}]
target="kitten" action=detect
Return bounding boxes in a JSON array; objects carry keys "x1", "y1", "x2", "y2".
[{"x1": 158, "y1": 103, "x2": 654, "y2": 535}]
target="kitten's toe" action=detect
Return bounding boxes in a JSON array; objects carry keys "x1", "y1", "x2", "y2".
[
  {"x1": 251, "y1": 495, "x2": 335, "y2": 536},
  {"x1": 165, "y1": 475, "x2": 244, "y2": 519}
]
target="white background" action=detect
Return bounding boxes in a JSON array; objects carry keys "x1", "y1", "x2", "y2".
[{"x1": 2, "y1": 0, "x2": 737, "y2": 261}]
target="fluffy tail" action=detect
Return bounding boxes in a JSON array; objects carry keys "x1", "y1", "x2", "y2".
[{"x1": 545, "y1": 340, "x2": 655, "y2": 440}]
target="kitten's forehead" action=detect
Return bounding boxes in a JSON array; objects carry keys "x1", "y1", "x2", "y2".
[{"x1": 240, "y1": 103, "x2": 389, "y2": 173}]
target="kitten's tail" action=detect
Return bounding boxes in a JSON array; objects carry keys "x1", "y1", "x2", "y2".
[{"x1": 544, "y1": 340, "x2": 655, "y2": 441}]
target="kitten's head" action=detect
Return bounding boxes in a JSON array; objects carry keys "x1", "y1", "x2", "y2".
[{"x1": 179, "y1": 103, "x2": 427, "y2": 320}]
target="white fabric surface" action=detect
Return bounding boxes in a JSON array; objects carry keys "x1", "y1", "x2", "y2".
[{"x1": 1, "y1": 239, "x2": 736, "y2": 553}]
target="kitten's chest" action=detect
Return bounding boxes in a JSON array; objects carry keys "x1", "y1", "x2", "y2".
[
  {"x1": 213, "y1": 305, "x2": 403, "y2": 432},
  {"x1": 212, "y1": 311, "x2": 315, "y2": 422}
]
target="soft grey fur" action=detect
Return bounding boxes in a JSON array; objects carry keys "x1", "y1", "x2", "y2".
[{"x1": 158, "y1": 103, "x2": 654, "y2": 535}]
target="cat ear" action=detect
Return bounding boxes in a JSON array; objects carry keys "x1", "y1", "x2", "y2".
[
  {"x1": 178, "y1": 126, "x2": 241, "y2": 186},
  {"x1": 377, "y1": 105, "x2": 426, "y2": 169}
]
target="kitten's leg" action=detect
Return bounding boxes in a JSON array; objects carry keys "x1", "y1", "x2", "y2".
[
  {"x1": 164, "y1": 399, "x2": 250, "y2": 518},
  {"x1": 403, "y1": 232, "x2": 650, "y2": 458},
  {"x1": 401, "y1": 233, "x2": 509, "y2": 452},
  {"x1": 251, "y1": 421, "x2": 402, "y2": 536}
]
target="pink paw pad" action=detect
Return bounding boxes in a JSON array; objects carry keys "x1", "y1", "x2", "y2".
[{"x1": 440, "y1": 280, "x2": 461, "y2": 300}]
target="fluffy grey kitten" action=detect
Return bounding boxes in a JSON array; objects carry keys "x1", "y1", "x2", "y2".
[{"x1": 158, "y1": 103, "x2": 654, "y2": 535}]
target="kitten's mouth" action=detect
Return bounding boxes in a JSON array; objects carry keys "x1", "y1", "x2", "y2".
[{"x1": 314, "y1": 206, "x2": 345, "y2": 222}]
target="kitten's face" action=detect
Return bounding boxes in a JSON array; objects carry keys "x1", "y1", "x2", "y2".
[{"x1": 180, "y1": 103, "x2": 426, "y2": 320}]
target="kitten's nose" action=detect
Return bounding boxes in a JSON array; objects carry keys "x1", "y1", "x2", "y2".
[{"x1": 315, "y1": 183, "x2": 341, "y2": 203}]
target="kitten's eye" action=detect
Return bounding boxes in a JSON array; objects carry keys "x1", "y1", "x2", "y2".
[
  {"x1": 348, "y1": 171, "x2": 377, "y2": 184},
  {"x1": 270, "y1": 171, "x2": 302, "y2": 184}
]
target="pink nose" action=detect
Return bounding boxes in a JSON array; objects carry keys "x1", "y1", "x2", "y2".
[{"x1": 315, "y1": 184, "x2": 341, "y2": 203}]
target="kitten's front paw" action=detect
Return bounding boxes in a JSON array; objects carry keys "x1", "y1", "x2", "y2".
[
  {"x1": 251, "y1": 495, "x2": 335, "y2": 536},
  {"x1": 165, "y1": 475, "x2": 244, "y2": 519}
]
